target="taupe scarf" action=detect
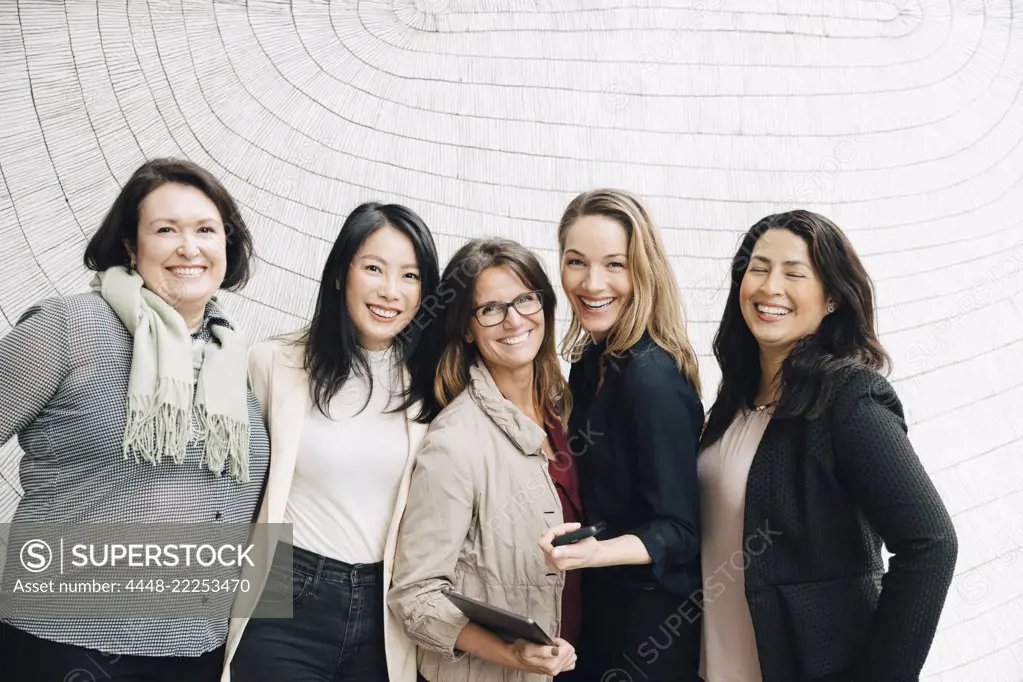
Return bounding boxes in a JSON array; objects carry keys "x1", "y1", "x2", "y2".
[{"x1": 91, "y1": 267, "x2": 250, "y2": 482}]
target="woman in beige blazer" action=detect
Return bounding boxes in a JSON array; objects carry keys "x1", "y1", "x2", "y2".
[
  {"x1": 388, "y1": 237, "x2": 579, "y2": 682},
  {"x1": 222, "y1": 202, "x2": 441, "y2": 682}
]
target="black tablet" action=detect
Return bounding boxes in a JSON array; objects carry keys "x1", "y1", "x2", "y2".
[{"x1": 444, "y1": 590, "x2": 555, "y2": 646}]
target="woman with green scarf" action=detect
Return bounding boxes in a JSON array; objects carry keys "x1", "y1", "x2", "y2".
[{"x1": 0, "y1": 158, "x2": 270, "y2": 681}]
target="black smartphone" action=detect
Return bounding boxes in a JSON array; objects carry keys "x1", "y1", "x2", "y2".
[{"x1": 551, "y1": 521, "x2": 607, "y2": 547}]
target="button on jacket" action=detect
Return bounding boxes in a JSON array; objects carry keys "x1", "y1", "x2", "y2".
[
  {"x1": 568, "y1": 334, "x2": 703, "y2": 596},
  {"x1": 387, "y1": 360, "x2": 565, "y2": 682}
]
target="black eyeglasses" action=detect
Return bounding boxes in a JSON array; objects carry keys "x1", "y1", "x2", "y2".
[{"x1": 470, "y1": 291, "x2": 544, "y2": 327}]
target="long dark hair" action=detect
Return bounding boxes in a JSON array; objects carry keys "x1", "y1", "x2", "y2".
[
  {"x1": 426, "y1": 237, "x2": 570, "y2": 427},
  {"x1": 300, "y1": 202, "x2": 440, "y2": 423},
  {"x1": 702, "y1": 210, "x2": 891, "y2": 447}
]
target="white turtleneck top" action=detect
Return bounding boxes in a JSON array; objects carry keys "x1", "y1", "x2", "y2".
[{"x1": 283, "y1": 346, "x2": 409, "y2": 563}]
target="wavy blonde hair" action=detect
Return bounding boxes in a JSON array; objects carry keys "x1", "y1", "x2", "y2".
[
  {"x1": 433, "y1": 238, "x2": 571, "y2": 428},
  {"x1": 557, "y1": 189, "x2": 702, "y2": 397}
]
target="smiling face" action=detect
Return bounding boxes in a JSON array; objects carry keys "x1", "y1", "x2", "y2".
[
  {"x1": 739, "y1": 228, "x2": 834, "y2": 357},
  {"x1": 468, "y1": 265, "x2": 545, "y2": 375},
  {"x1": 133, "y1": 182, "x2": 227, "y2": 318},
  {"x1": 345, "y1": 224, "x2": 422, "y2": 351},
  {"x1": 560, "y1": 214, "x2": 635, "y2": 344}
]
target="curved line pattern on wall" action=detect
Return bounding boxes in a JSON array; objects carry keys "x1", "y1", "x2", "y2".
[{"x1": 0, "y1": 0, "x2": 1021, "y2": 677}]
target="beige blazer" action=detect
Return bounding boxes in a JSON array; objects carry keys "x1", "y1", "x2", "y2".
[{"x1": 220, "y1": 334, "x2": 427, "y2": 682}]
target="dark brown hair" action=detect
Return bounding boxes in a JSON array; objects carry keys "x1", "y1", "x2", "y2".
[
  {"x1": 702, "y1": 210, "x2": 891, "y2": 447},
  {"x1": 83, "y1": 158, "x2": 253, "y2": 290}
]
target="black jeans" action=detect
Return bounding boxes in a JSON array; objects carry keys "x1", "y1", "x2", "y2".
[
  {"x1": 574, "y1": 576, "x2": 701, "y2": 682},
  {"x1": 0, "y1": 621, "x2": 223, "y2": 682},
  {"x1": 231, "y1": 544, "x2": 388, "y2": 682}
]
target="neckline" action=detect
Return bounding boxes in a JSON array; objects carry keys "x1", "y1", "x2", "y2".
[{"x1": 364, "y1": 344, "x2": 394, "y2": 366}]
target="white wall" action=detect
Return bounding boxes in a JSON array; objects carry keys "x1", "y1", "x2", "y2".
[{"x1": 0, "y1": 1, "x2": 1021, "y2": 677}]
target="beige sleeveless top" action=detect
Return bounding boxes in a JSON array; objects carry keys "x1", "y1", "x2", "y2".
[{"x1": 697, "y1": 408, "x2": 773, "y2": 682}]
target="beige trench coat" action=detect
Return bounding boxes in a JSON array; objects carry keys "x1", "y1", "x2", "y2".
[{"x1": 387, "y1": 360, "x2": 566, "y2": 682}]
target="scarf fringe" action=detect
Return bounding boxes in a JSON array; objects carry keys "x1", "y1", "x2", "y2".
[
  {"x1": 122, "y1": 379, "x2": 194, "y2": 466},
  {"x1": 195, "y1": 406, "x2": 251, "y2": 484}
]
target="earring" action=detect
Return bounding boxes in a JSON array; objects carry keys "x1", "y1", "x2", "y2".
[
  {"x1": 129, "y1": 255, "x2": 136, "y2": 270},
  {"x1": 827, "y1": 305, "x2": 835, "y2": 314}
]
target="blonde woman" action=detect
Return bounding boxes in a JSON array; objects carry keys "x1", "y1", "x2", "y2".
[
  {"x1": 388, "y1": 238, "x2": 579, "y2": 682},
  {"x1": 539, "y1": 189, "x2": 704, "y2": 682}
]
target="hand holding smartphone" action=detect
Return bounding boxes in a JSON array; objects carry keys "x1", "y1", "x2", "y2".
[{"x1": 551, "y1": 521, "x2": 607, "y2": 547}]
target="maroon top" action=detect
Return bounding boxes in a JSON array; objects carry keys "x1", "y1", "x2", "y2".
[{"x1": 546, "y1": 416, "x2": 583, "y2": 647}]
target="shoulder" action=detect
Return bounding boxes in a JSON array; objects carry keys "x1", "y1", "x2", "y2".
[
  {"x1": 625, "y1": 336, "x2": 676, "y2": 371},
  {"x1": 425, "y1": 392, "x2": 493, "y2": 445},
  {"x1": 248, "y1": 332, "x2": 304, "y2": 370},
  {"x1": 19, "y1": 292, "x2": 104, "y2": 323},
  {"x1": 620, "y1": 338, "x2": 701, "y2": 406},
  {"x1": 15, "y1": 295, "x2": 65, "y2": 326},
  {"x1": 20, "y1": 292, "x2": 125, "y2": 340},
  {"x1": 63, "y1": 292, "x2": 114, "y2": 313},
  {"x1": 417, "y1": 396, "x2": 483, "y2": 469},
  {"x1": 248, "y1": 339, "x2": 281, "y2": 365},
  {"x1": 10, "y1": 294, "x2": 131, "y2": 369},
  {"x1": 828, "y1": 365, "x2": 901, "y2": 413},
  {"x1": 427, "y1": 392, "x2": 481, "y2": 439},
  {"x1": 820, "y1": 365, "x2": 905, "y2": 432}
]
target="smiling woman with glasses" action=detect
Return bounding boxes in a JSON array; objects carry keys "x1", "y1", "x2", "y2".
[{"x1": 388, "y1": 237, "x2": 583, "y2": 681}]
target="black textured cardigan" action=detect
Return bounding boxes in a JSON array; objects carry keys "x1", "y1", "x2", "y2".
[{"x1": 738, "y1": 366, "x2": 957, "y2": 682}]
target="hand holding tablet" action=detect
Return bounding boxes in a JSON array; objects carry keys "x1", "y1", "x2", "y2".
[
  {"x1": 443, "y1": 591, "x2": 578, "y2": 675},
  {"x1": 444, "y1": 590, "x2": 554, "y2": 645}
]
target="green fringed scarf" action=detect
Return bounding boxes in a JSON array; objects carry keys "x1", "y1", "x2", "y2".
[{"x1": 92, "y1": 267, "x2": 251, "y2": 483}]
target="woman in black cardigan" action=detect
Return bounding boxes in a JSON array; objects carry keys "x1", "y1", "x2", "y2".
[
  {"x1": 539, "y1": 189, "x2": 704, "y2": 682},
  {"x1": 698, "y1": 210, "x2": 957, "y2": 682}
]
